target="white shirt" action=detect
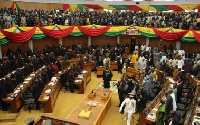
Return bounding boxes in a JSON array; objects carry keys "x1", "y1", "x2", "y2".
[{"x1": 178, "y1": 59, "x2": 184, "y2": 69}]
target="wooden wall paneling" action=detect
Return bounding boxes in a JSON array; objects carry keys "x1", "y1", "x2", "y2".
[
  {"x1": 32, "y1": 36, "x2": 59, "y2": 52},
  {"x1": 62, "y1": 35, "x2": 88, "y2": 47},
  {"x1": 120, "y1": 35, "x2": 132, "y2": 45},
  {"x1": 1, "y1": 41, "x2": 29, "y2": 55},
  {"x1": 181, "y1": 41, "x2": 200, "y2": 53},
  {"x1": 148, "y1": 38, "x2": 176, "y2": 48},
  {"x1": 91, "y1": 35, "x2": 117, "y2": 46},
  {"x1": 0, "y1": 0, "x2": 62, "y2": 11}
]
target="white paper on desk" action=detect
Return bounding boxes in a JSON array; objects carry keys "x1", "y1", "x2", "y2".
[
  {"x1": 14, "y1": 90, "x2": 20, "y2": 94},
  {"x1": 45, "y1": 89, "x2": 51, "y2": 94},
  {"x1": 81, "y1": 70, "x2": 87, "y2": 74},
  {"x1": 23, "y1": 81, "x2": 29, "y2": 84},
  {"x1": 51, "y1": 77, "x2": 58, "y2": 82},
  {"x1": 115, "y1": 61, "x2": 117, "y2": 62},
  {"x1": 44, "y1": 95, "x2": 49, "y2": 100},
  {"x1": 49, "y1": 82, "x2": 55, "y2": 86},
  {"x1": 20, "y1": 85, "x2": 23, "y2": 88},
  {"x1": 168, "y1": 78, "x2": 175, "y2": 83},
  {"x1": 75, "y1": 80, "x2": 82, "y2": 82},
  {"x1": 100, "y1": 66, "x2": 102, "y2": 67},
  {"x1": 147, "y1": 113, "x2": 156, "y2": 120},
  {"x1": 58, "y1": 71, "x2": 62, "y2": 74},
  {"x1": 152, "y1": 108, "x2": 158, "y2": 111},
  {"x1": 26, "y1": 77, "x2": 32, "y2": 80},
  {"x1": 7, "y1": 97, "x2": 13, "y2": 100}
]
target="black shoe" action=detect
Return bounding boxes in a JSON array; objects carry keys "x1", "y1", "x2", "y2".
[{"x1": 117, "y1": 105, "x2": 120, "y2": 107}]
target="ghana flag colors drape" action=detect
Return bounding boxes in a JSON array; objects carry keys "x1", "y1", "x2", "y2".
[
  {"x1": 152, "y1": 27, "x2": 189, "y2": 40},
  {"x1": 0, "y1": 26, "x2": 36, "y2": 42},
  {"x1": 77, "y1": 25, "x2": 112, "y2": 36},
  {"x1": 39, "y1": 25, "x2": 75, "y2": 39}
]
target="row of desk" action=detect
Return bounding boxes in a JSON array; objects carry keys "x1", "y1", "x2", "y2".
[
  {"x1": 38, "y1": 68, "x2": 68, "y2": 113},
  {"x1": 184, "y1": 75, "x2": 200, "y2": 125},
  {"x1": 139, "y1": 77, "x2": 175, "y2": 124},
  {"x1": 3, "y1": 66, "x2": 46, "y2": 113}
]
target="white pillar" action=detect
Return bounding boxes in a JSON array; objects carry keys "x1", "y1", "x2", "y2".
[
  {"x1": 117, "y1": 35, "x2": 120, "y2": 44},
  {"x1": 28, "y1": 40, "x2": 33, "y2": 51},
  {"x1": 59, "y1": 38, "x2": 63, "y2": 45},
  {"x1": 88, "y1": 36, "x2": 91, "y2": 46},
  {"x1": 176, "y1": 41, "x2": 181, "y2": 50},
  {"x1": 146, "y1": 37, "x2": 149, "y2": 47},
  {"x1": 0, "y1": 45, "x2": 2, "y2": 59}
]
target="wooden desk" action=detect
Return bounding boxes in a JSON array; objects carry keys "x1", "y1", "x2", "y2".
[
  {"x1": 84, "y1": 70, "x2": 91, "y2": 85},
  {"x1": 110, "y1": 61, "x2": 118, "y2": 70},
  {"x1": 126, "y1": 68, "x2": 143, "y2": 80},
  {"x1": 74, "y1": 70, "x2": 91, "y2": 94},
  {"x1": 139, "y1": 78, "x2": 176, "y2": 124},
  {"x1": 69, "y1": 58, "x2": 80, "y2": 66},
  {"x1": 83, "y1": 62, "x2": 94, "y2": 71},
  {"x1": 3, "y1": 66, "x2": 46, "y2": 113},
  {"x1": 35, "y1": 114, "x2": 78, "y2": 125},
  {"x1": 96, "y1": 67, "x2": 113, "y2": 77},
  {"x1": 38, "y1": 69, "x2": 67, "y2": 113},
  {"x1": 65, "y1": 89, "x2": 112, "y2": 125}
]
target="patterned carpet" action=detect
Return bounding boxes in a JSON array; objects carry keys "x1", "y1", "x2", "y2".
[{"x1": 96, "y1": 80, "x2": 118, "y2": 94}]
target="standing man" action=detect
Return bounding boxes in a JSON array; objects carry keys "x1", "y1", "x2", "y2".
[
  {"x1": 119, "y1": 93, "x2": 136, "y2": 125},
  {"x1": 103, "y1": 66, "x2": 113, "y2": 88}
]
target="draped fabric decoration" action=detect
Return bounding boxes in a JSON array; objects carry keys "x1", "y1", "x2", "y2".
[
  {"x1": 137, "y1": 5, "x2": 156, "y2": 11},
  {"x1": 0, "y1": 26, "x2": 36, "y2": 42},
  {"x1": 181, "y1": 37, "x2": 196, "y2": 42},
  {"x1": 151, "y1": 5, "x2": 169, "y2": 11},
  {"x1": 178, "y1": 4, "x2": 197, "y2": 10},
  {"x1": 152, "y1": 27, "x2": 189, "y2": 40},
  {"x1": 110, "y1": 5, "x2": 128, "y2": 10},
  {"x1": 0, "y1": 38, "x2": 9, "y2": 45},
  {"x1": 70, "y1": 26, "x2": 83, "y2": 36},
  {"x1": 192, "y1": 30, "x2": 200, "y2": 43},
  {"x1": 84, "y1": 4, "x2": 103, "y2": 10},
  {"x1": 165, "y1": 5, "x2": 184, "y2": 11},
  {"x1": 19, "y1": 27, "x2": 46, "y2": 39},
  {"x1": 125, "y1": 5, "x2": 143, "y2": 11},
  {"x1": 70, "y1": 4, "x2": 78, "y2": 12},
  {"x1": 78, "y1": 4, "x2": 84, "y2": 12},
  {"x1": 198, "y1": 6, "x2": 200, "y2": 13},
  {"x1": 104, "y1": 26, "x2": 128, "y2": 36},
  {"x1": 39, "y1": 25, "x2": 75, "y2": 39},
  {"x1": 100, "y1": 5, "x2": 115, "y2": 10},
  {"x1": 63, "y1": 4, "x2": 70, "y2": 12},
  {"x1": 77, "y1": 25, "x2": 112, "y2": 36}
]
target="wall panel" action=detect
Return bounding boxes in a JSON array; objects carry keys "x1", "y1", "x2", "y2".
[
  {"x1": 32, "y1": 36, "x2": 59, "y2": 51},
  {"x1": 181, "y1": 42, "x2": 200, "y2": 52},
  {"x1": 91, "y1": 36, "x2": 117, "y2": 46},
  {"x1": 1, "y1": 41, "x2": 29, "y2": 55},
  {"x1": 148, "y1": 38, "x2": 177, "y2": 49},
  {"x1": 62, "y1": 35, "x2": 88, "y2": 47}
]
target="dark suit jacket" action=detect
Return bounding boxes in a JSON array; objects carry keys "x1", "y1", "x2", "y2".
[{"x1": 166, "y1": 95, "x2": 173, "y2": 116}]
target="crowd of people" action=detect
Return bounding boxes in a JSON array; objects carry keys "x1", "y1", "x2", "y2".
[
  {"x1": 0, "y1": 42, "x2": 200, "y2": 125},
  {"x1": 1, "y1": 7, "x2": 200, "y2": 30}
]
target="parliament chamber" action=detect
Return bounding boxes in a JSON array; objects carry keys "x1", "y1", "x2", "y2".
[{"x1": 0, "y1": 0, "x2": 200, "y2": 125}]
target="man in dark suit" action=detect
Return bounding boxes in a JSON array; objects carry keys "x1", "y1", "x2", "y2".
[
  {"x1": 0, "y1": 80, "x2": 8, "y2": 111},
  {"x1": 176, "y1": 79, "x2": 183, "y2": 103},
  {"x1": 103, "y1": 66, "x2": 113, "y2": 88},
  {"x1": 32, "y1": 78, "x2": 43, "y2": 110},
  {"x1": 117, "y1": 56, "x2": 123, "y2": 74},
  {"x1": 165, "y1": 91, "x2": 173, "y2": 118}
]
